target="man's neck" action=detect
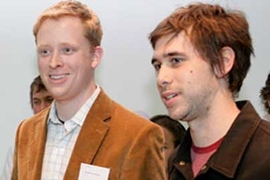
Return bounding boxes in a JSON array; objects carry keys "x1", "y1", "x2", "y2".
[
  {"x1": 55, "y1": 86, "x2": 97, "y2": 121},
  {"x1": 188, "y1": 98, "x2": 240, "y2": 147}
]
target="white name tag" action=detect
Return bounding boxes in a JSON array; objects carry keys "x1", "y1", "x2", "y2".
[{"x1": 78, "y1": 163, "x2": 110, "y2": 180}]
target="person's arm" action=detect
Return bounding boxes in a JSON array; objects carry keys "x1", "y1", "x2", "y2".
[
  {"x1": 1, "y1": 146, "x2": 14, "y2": 180},
  {"x1": 11, "y1": 122, "x2": 23, "y2": 180},
  {"x1": 120, "y1": 123, "x2": 166, "y2": 179}
]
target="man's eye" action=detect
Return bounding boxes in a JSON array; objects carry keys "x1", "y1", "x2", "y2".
[
  {"x1": 38, "y1": 49, "x2": 51, "y2": 57},
  {"x1": 62, "y1": 47, "x2": 75, "y2": 54},
  {"x1": 33, "y1": 100, "x2": 40, "y2": 105},
  {"x1": 153, "y1": 63, "x2": 161, "y2": 71},
  {"x1": 46, "y1": 97, "x2": 54, "y2": 103},
  {"x1": 171, "y1": 57, "x2": 182, "y2": 63},
  {"x1": 65, "y1": 48, "x2": 72, "y2": 53}
]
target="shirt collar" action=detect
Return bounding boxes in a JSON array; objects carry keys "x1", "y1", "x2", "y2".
[
  {"x1": 208, "y1": 101, "x2": 260, "y2": 177},
  {"x1": 48, "y1": 85, "x2": 101, "y2": 126}
]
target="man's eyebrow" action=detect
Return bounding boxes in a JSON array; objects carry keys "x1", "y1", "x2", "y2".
[
  {"x1": 151, "y1": 51, "x2": 185, "y2": 64},
  {"x1": 166, "y1": 51, "x2": 184, "y2": 57}
]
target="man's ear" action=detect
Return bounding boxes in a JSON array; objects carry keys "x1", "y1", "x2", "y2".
[
  {"x1": 91, "y1": 46, "x2": 103, "y2": 68},
  {"x1": 214, "y1": 46, "x2": 235, "y2": 78}
]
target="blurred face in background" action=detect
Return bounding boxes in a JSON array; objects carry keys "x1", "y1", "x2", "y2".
[
  {"x1": 161, "y1": 126, "x2": 175, "y2": 164},
  {"x1": 32, "y1": 86, "x2": 53, "y2": 114}
]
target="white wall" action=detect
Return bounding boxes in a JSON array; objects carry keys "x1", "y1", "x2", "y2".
[{"x1": 1, "y1": 0, "x2": 269, "y2": 172}]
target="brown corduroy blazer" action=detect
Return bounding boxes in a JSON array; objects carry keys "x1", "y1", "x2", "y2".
[{"x1": 11, "y1": 89, "x2": 165, "y2": 180}]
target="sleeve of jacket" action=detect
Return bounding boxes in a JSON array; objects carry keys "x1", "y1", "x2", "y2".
[{"x1": 120, "y1": 123, "x2": 166, "y2": 180}]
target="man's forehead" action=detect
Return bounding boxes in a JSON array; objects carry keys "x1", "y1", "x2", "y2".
[
  {"x1": 153, "y1": 32, "x2": 192, "y2": 58},
  {"x1": 33, "y1": 88, "x2": 50, "y2": 95}
]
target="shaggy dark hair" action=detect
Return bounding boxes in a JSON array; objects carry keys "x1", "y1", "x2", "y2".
[{"x1": 149, "y1": 3, "x2": 254, "y2": 97}]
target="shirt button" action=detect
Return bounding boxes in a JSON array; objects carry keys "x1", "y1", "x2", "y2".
[
  {"x1": 201, "y1": 165, "x2": 207, "y2": 170},
  {"x1": 179, "y1": 161, "x2": 186, "y2": 166}
]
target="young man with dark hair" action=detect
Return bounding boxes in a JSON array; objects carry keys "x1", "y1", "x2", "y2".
[{"x1": 149, "y1": 3, "x2": 270, "y2": 179}]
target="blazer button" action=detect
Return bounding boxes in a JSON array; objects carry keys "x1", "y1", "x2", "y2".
[
  {"x1": 179, "y1": 161, "x2": 186, "y2": 166},
  {"x1": 201, "y1": 165, "x2": 207, "y2": 171}
]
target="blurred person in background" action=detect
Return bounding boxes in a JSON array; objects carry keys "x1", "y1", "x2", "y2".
[
  {"x1": 260, "y1": 72, "x2": 270, "y2": 121},
  {"x1": 2, "y1": 75, "x2": 53, "y2": 180},
  {"x1": 150, "y1": 114, "x2": 186, "y2": 172}
]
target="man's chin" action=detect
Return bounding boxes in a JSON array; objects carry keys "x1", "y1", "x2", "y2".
[{"x1": 167, "y1": 111, "x2": 179, "y2": 120}]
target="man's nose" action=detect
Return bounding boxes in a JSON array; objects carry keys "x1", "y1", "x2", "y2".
[
  {"x1": 49, "y1": 52, "x2": 63, "y2": 68},
  {"x1": 157, "y1": 65, "x2": 173, "y2": 89}
]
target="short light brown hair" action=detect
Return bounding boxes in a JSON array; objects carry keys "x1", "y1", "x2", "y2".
[
  {"x1": 33, "y1": 0, "x2": 102, "y2": 47},
  {"x1": 149, "y1": 3, "x2": 254, "y2": 97}
]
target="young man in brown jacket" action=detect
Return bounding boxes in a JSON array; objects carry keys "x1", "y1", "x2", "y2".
[
  {"x1": 12, "y1": 1, "x2": 165, "y2": 179},
  {"x1": 149, "y1": 2, "x2": 270, "y2": 179}
]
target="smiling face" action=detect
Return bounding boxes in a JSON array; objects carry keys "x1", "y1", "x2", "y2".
[
  {"x1": 36, "y1": 16, "x2": 102, "y2": 103},
  {"x1": 151, "y1": 32, "x2": 219, "y2": 121}
]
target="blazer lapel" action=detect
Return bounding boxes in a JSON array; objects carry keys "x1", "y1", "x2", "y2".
[{"x1": 64, "y1": 89, "x2": 112, "y2": 179}]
